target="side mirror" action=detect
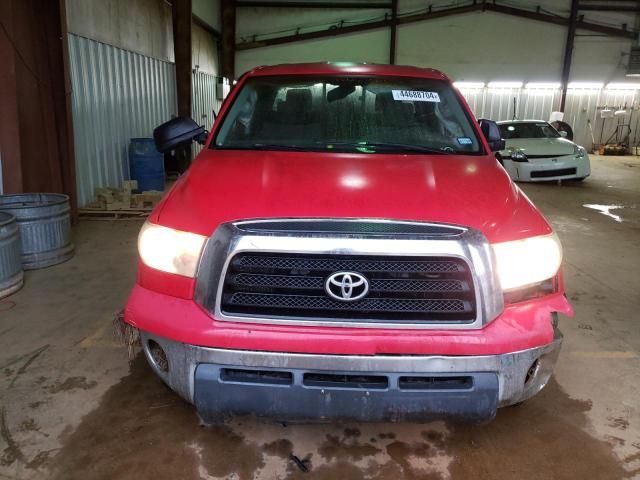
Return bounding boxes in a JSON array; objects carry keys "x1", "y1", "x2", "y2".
[
  {"x1": 153, "y1": 116, "x2": 208, "y2": 153},
  {"x1": 559, "y1": 131, "x2": 568, "y2": 138},
  {"x1": 478, "y1": 119, "x2": 506, "y2": 152}
]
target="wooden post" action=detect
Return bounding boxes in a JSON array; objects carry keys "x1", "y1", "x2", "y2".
[{"x1": 0, "y1": 0, "x2": 24, "y2": 194}]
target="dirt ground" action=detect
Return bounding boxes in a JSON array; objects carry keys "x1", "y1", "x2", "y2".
[{"x1": 1, "y1": 154, "x2": 639, "y2": 480}]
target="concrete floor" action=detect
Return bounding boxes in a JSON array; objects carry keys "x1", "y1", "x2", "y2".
[{"x1": 1, "y1": 154, "x2": 639, "y2": 480}]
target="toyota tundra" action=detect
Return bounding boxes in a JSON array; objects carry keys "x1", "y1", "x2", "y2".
[{"x1": 122, "y1": 62, "x2": 573, "y2": 423}]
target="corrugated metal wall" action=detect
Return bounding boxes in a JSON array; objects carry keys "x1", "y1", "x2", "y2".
[
  {"x1": 564, "y1": 89, "x2": 639, "y2": 149},
  {"x1": 68, "y1": 34, "x2": 177, "y2": 206},
  {"x1": 458, "y1": 86, "x2": 640, "y2": 151},
  {"x1": 191, "y1": 71, "x2": 223, "y2": 157}
]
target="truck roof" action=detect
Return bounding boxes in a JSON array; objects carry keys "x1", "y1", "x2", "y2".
[{"x1": 242, "y1": 62, "x2": 450, "y2": 81}]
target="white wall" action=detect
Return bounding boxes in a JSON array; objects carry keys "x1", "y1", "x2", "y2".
[
  {"x1": 234, "y1": 0, "x2": 637, "y2": 82},
  {"x1": 237, "y1": 5, "x2": 387, "y2": 41},
  {"x1": 67, "y1": 0, "x2": 219, "y2": 75},
  {"x1": 396, "y1": 12, "x2": 566, "y2": 82},
  {"x1": 236, "y1": 29, "x2": 390, "y2": 75},
  {"x1": 571, "y1": 35, "x2": 633, "y2": 81},
  {"x1": 66, "y1": 0, "x2": 174, "y2": 61},
  {"x1": 193, "y1": 22, "x2": 219, "y2": 75},
  {"x1": 193, "y1": 0, "x2": 221, "y2": 32}
]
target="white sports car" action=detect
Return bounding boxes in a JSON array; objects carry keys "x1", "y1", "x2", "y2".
[{"x1": 497, "y1": 120, "x2": 591, "y2": 182}]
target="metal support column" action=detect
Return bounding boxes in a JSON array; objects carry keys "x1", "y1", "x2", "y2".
[
  {"x1": 172, "y1": 0, "x2": 193, "y2": 170},
  {"x1": 389, "y1": 0, "x2": 398, "y2": 64},
  {"x1": 221, "y1": 0, "x2": 236, "y2": 79},
  {"x1": 560, "y1": 0, "x2": 579, "y2": 112},
  {"x1": 172, "y1": 0, "x2": 193, "y2": 118}
]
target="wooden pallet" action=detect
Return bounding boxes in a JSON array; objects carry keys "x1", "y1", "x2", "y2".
[{"x1": 79, "y1": 207, "x2": 152, "y2": 220}]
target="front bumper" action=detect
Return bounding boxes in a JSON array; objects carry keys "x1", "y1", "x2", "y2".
[
  {"x1": 503, "y1": 155, "x2": 590, "y2": 182},
  {"x1": 139, "y1": 326, "x2": 562, "y2": 423}
]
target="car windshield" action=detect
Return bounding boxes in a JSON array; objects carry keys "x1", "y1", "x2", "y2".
[
  {"x1": 498, "y1": 122, "x2": 560, "y2": 139},
  {"x1": 213, "y1": 76, "x2": 482, "y2": 154}
]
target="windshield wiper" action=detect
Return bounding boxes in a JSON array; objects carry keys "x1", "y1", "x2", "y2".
[
  {"x1": 319, "y1": 141, "x2": 456, "y2": 154},
  {"x1": 221, "y1": 143, "x2": 308, "y2": 151},
  {"x1": 221, "y1": 141, "x2": 459, "y2": 154}
]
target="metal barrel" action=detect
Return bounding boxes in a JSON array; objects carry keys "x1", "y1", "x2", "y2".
[
  {"x1": 0, "y1": 194, "x2": 74, "y2": 270},
  {"x1": 0, "y1": 212, "x2": 24, "y2": 298}
]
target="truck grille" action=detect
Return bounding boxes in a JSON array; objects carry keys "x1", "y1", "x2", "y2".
[{"x1": 220, "y1": 253, "x2": 476, "y2": 323}]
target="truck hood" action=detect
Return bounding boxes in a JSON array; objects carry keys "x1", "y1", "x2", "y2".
[
  {"x1": 154, "y1": 149, "x2": 551, "y2": 243},
  {"x1": 503, "y1": 137, "x2": 576, "y2": 156}
]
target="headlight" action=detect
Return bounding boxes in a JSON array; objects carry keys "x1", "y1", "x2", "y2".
[
  {"x1": 492, "y1": 233, "x2": 562, "y2": 291},
  {"x1": 138, "y1": 221, "x2": 207, "y2": 277},
  {"x1": 573, "y1": 145, "x2": 585, "y2": 158},
  {"x1": 510, "y1": 150, "x2": 528, "y2": 162}
]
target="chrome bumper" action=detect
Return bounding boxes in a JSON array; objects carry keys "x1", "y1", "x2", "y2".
[{"x1": 140, "y1": 326, "x2": 562, "y2": 419}]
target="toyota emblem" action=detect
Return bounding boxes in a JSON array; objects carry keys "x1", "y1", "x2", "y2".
[{"x1": 325, "y1": 272, "x2": 369, "y2": 302}]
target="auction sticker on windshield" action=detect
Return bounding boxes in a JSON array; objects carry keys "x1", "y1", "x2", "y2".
[{"x1": 392, "y1": 90, "x2": 440, "y2": 102}]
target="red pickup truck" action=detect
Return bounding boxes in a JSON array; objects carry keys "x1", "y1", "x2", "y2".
[{"x1": 123, "y1": 63, "x2": 573, "y2": 423}]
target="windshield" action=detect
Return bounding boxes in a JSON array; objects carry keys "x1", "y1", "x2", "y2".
[
  {"x1": 498, "y1": 122, "x2": 560, "y2": 139},
  {"x1": 213, "y1": 76, "x2": 482, "y2": 154}
]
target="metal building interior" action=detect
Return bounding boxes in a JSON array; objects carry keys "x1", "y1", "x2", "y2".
[{"x1": 0, "y1": 0, "x2": 639, "y2": 479}]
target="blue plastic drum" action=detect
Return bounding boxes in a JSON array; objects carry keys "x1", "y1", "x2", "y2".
[{"x1": 129, "y1": 138, "x2": 165, "y2": 192}]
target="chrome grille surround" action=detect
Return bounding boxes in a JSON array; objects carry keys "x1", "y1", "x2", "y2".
[{"x1": 194, "y1": 218, "x2": 504, "y2": 329}]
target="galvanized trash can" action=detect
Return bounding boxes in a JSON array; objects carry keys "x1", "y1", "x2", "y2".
[
  {"x1": 0, "y1": 212, "x2": 24, "y2": 298},
  {"x1": 0, "y1": 194, "x2": 74, "y2": 270}
]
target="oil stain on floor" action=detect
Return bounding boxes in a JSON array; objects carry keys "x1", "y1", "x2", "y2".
[{"x1": 47, "y1": 354, "x2": 629, "y2": 480}]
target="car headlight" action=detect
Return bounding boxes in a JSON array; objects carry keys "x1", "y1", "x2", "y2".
[
  {"x1": 573, "y1": 145, "x2": 585, "y2": 158},
  {"x1": 510, "y1": 150, "x2": 528, "y2": 162},
  {"x1": 138, "y1": 221, "x2": 207, "y2": 277},
  {"x1": 492, "y1": 233, "x2": 562, "y2": 291}
]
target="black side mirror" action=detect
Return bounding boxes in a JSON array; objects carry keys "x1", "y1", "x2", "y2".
[
  {"x1": 153, "y1": 116, "x2": 208, "y2": 153},
  {"x1": 478, "y1": 119, "x2": 506, "y2": 152}
]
